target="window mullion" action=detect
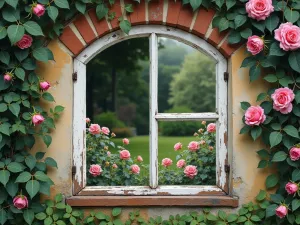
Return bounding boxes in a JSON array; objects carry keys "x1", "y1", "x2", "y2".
[{"x1": 149, "y1": 33, "x2": 158, "y2": 189}]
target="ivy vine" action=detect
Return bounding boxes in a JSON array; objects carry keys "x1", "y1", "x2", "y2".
[{"x1": 1, "y1": 0, "x2": 300, "y2": 224}]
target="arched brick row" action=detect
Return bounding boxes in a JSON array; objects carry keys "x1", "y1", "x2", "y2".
[{"x1": 59, "y1": 0, "x2": 242, "y2": 58}]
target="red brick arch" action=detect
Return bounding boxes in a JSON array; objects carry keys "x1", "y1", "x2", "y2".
[{"x1": 59, "y1": 0, "x2": 241, "y2": 58}]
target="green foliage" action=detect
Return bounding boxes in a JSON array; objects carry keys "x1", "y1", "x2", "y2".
[{"x1": 94, "y1": 112, "x2": 126, "y2": 129}]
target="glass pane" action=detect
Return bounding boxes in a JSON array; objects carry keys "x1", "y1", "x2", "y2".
[
  {"x1": 85, "y1": 38, "x2": 150, "y2": 186},
  {"x1": 158, "y1": 120, "x2": 216, "y2": 185},
  {"x1": 157, "y1": 37, "x2": 216, "y2": 113}
]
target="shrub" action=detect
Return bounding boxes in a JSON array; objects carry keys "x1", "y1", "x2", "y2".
[
  {"x1": 112, "y1": 127, "x2": 133, "y2": 138},
  {"x1": 94, "y1": 112, "x2": 126, "y2": 129},
  {"x1": 160, "y1": 106, "x2": 201, "y2": 136}
]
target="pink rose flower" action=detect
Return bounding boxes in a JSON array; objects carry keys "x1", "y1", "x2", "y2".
[
  {"x1": 89, "y1": 164, "x2": 102, "y2": 177},
  {"x1": 39, "y1": 81, "x2": 50, "y2": 91},
  {"x1": 137, "y1": 155, "x2": 143, "y2": 162},
  {"x1": 275, "y1": 22, "x2": 300, "y2": 51},
  {"x1": 33, "y1": 4, "x2": 45, "y2": 17},
  {"x1": 246, "y1": 0, "x2": 274, "y2": 21},
  {"x1": 16, "y1": 34, "x2": 33, "y2": 49},
  {"x1": 32, "y1": 114, "x2": 44, "y2": 126},
  {"x1": 207, "y1": 123, "x2": 216, "y2": 133},
  {"x1": 13, "y1": 195, "x2": 28, "y2": 209},
  {"x1": 85, "y1": 118, "x2": 91, "y2": 123},
  {"x1": 174, "y1": 142, "x2": 182, "y2": 151},
  {"x1": 176, "y1": 159, "x2": 186, "y2": 168},
  {"x1": 247, "y1": 35, "x2": 264, "y2": 55},
  {"x1": 285, "y1": 182, "x2": 298, "y2": 195},
  {"x1": 271, "y1": 87, "x2": 295, "y2": 114},
  {"x1": 122, "y1": 138, "x2": 130, "y2": 145},
  {"x1": 290, "y1": 147, "x2": 300, "y2": 161},
  {"x1": 188, "y1": 141, "x2": 200, "y2": 152},
  {"x1": 89, "y1": 124, "x2": 101, "y2": 135},
  {"x1": 107, "y1": 151, "x2": 111, "y2": 157},
  {"x1": 245, "y1": 106, "x2": 266, "y2": 126},
  {"x1": 101, "y1": 127, "x2": 110, "y2": 135},
  {"x1": 162, "y1": 158, "x2": 173, "y2": 167},
  {"x1": 131, "y1": 164, "x2": 140, "y2": 174},
  {"x1": 276, "y1": 205, "x2": 288, "y2": 219},
  {"x1": 120, "y1": 150, "x2": 130, "y2": 160},
  {"x1": 184, "y1": 165, "x2": 198, "y2": 179},
  {"x1": 112, "y1": 163, "x2": 118, "y2": 169},
  {"x1": 3, "y1": 73, "x2": 12, "y2": 82}
]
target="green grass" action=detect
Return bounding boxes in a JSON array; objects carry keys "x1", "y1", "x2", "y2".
[{"x1": 113, "y1": 135, "x2": 195, "y2": 165}]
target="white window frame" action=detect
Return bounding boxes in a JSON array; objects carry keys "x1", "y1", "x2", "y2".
[{"x1": 72, "y1": 25, "x2": 229, "y2": 197}]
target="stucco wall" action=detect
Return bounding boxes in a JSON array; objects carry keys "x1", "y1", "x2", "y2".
[{"x1": 34, "y1": 37, "x2": 271, "y2": 216}]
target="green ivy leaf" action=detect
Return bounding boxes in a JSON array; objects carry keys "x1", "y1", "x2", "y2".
[
  {"x1": 75, "y1": 1, "x2": 86, "y2": 14},
  {"x1": 264, "y1": 74, "x2": 277, "y2": 83},
  {"x1": 112, "y1": 208, "x2": 122, "y2": 217},
  {"x1": 34, "y1": 171, "x2": 49, "y2": 182},
  {"x1": 269, "y1": 42, "x2": 285, "y2": 56},
  {"x1": 240, "y1": 101, "x2": 251, "y2": 110},
  {"x1": 249, "y1": 65, "x2": 261, "y2": 81},
  {"x1": 0, "y1": 209, "x2": 7, "y2": 225},
  {"x1": 9, "y1": 103, "x2": 20, "y2": 117},
  {"x1": 96, "y1": 3, "x2": 108, "y2": 20},
  {"x1": 265, "y1": 174, "x2": 279, "y2": 189},
  {"x1": 24, "y1": 209, "x2": 34, "y2": 225},
  {"x1": 15, "y1": 67, "x2": 25, "y2": 80},
  {"x1": 26, "y1": 180, "x2": 40, "y2": 199},
  {"x1": 0, "y1": 26, "x2": 7, "y2": 40},
  {"x1": 0, "y1": 170, "x2": 10, "y2": 186},
  {"x1": 292, "y1": 169, "x2": 300, "y2": 181},
  {"x1": 23, "y1": 21, "x2": 44, "y2": 36},
  {"x1": 0, "y1": 103, "x2": 7, "y2": 112},
  {"x1": 7, "y1": 24, "x2": 24, "y2": 44},
  {"x1": 283, "y1": 125, "x2": 299, "y2": 138},
  {"x1": 289, "y1": 51, "x2": 300, "y2": 73},
  {"x1": 234, "y1": 15, "x2": 247, "y2": 28},
  {"x1": 284, "y1": 8, "x2": 300, "y2": 23},
  {"x1": 251, "y1": 126, "x2": 262, "y2": 141},
  {"x1": 47, "y1": 6, "x2": 59, "y2": 21},
  {"x1": 240, "y1": 28, "x2": 252, "y2": 39},
  {"x1": 226, "y1": 0, "x2": 236, "y2": 10},
  {"x1": 54, "y1": 0, "x2": 69, "y2": 8},
  {"x1": 120, "y1": 20, "x2": 131, "y2": 35},
  {"x1": 7, "y1": 162, "x2": 23, "y2": 173},
  {"x1": 33, "y1": 47, "x2": 49, "y2": 62},
  {"x1": 45, "y1": 157, "x2": 58, "y2": 168},
  {"x1": 42, "y1": 92, "x2": 55, "y2": 102},
  {"x1": 265, "y1": 14, "x2": 279, "y2": 33},
  {"x1": 269, "y1": 132, "x2": 283, "y2": 148},
  {"x1": 218, "y1": 17, "x2": 229, "y2": 32},
  {"x1": 293, "y1": 199, "x2": 300, "y2": 211},
  {"x1": 271, "y1": 151, "x2": 287, "y2": 162},
  {"x1": 15, "y1": 171, "x2": 32, "y2": 183},
  {"x1": 190, "y1": 0, "x2": 202, "y2": 11},
  {"x1": 5, "y1": 0, "x2": 18, "y2": 8},
  {"x1": 25, "y1": 155, "x2": 37, "y2": 171},
  {"x1": 0, "y1": 51, "x2": 10, "y2": 65},
  {"x1": 35, "y1": 212, "x2": 47, "y2": 220},
  {"x1": 43, "y1": 135, "x2": 52, "y2": 148}
]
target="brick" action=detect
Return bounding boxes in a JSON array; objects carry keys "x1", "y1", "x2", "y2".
[
  {"x1": 192, "y1": 7, "x2": 215, "y2": 38},
  {"x1": 124, "y1": 0, "x2": 146, "y2": 25},
  {"x1": 220, "y1": 40, "x2": 243, "y2": 58},
  {"x1": 166, "y1": 0, "x2": 181, "y2": 26},
  {"x1": 73, "y1": 14, "x2": 97, "y2": 44},
  {"x1": 148, "y1": 0, "x2": 164, "y2": 24},
  {"x1": 88, "y1": 9, "x2": 110, "y2": 37},
  {"x1": 59, "y1": 26, "x2": 84, "y2": 55},
  {"x1": 177, "y1": 5, "x2": 194, "y2": 31},
  {"x1": 109, "y1": 0, "x2": 123, "y2": 30},
  {"x1": 207, "y1": 28, "x2": 228, "y2": 47}
]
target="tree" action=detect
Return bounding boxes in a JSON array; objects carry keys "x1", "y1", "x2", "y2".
[{"x1": 169, "y1": 52, "x2": 216, "y2": 112}]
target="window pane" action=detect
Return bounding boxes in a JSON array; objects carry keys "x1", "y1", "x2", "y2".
[
  {"x1": 85, "y1": 38, "x2": 150, "y2": 186},
  {"x1": 158, "y1": 121, "x2": 216, "y2": 185},
  {"x1": 157, "y1": 37, "x2": 216, "y2": 113}
]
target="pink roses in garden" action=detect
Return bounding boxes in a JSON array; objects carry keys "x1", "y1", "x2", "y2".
[
  {"x1": 176, "y1": 159, "x2": 186, "y2": 168},
  {"x1": 131, "y1": 164, "x2": 140, "y2": 174},
  {"x1": 89, "y1": 124, "x2": 101, "y2": 135},
  {"x1": 89, "y1": 164, "x2": 102, "y2": 177},
  {"x1": 123, "y1": 138, "x2": 130, "y2": 145},
  {"x1": 40, "y1": 81, "x2": 51, "y2": 91},
  {"x1": 271, "y1": 87, "x2": 295, "y2": 114},
  {"x1": 174, "y1": 142, "x2": 182, "y2": 151},
  {"x1": 120, "y1": 150, "x2": 131, "y2": 160},
  {"x1": 32, "y1": 4, "x2": 45, "y2": 17},
  {"x1": 32, "y1": 114, "x2": 44, "y2": 126},
  {"x1": 276, "y1": 205, "x2": 288, "y2": 219},
  {"x1": 245, "y1": 106, "x2": 266, "y2": 126},
  {"x1": 247, "y1": 36, "x2": 264, "y2": 55},
  {"x1": 13, "y1": 195, "x2": 28, "y2": 209},
  {"x1": 275, "y1": 22, "x2": 300, "y2": 51},
  {"x1": 246, "y1": 0, "x2": 274, "y2": 21},
  {"x1": 285, "y1": 182, "x2": 298, "y2": 195},
  {"x1": 184, "y1": 165, "x2": 198, "y2": 179},
  {"x1": 188, "y1": 141, "x2": 199, "y2": 151},
  {"x1": 3, "y1": 73, "x2": 12, "y2": 82},
  {"x1": 162, "y1": 158, "x2": 173, "y2": 167},
  {"x1": 207, "y1": 123, "x2": 216, "y2": 133}
]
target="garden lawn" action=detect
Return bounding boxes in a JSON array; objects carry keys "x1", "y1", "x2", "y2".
[{"x1": 113, "y1": 135, "x2": 195, "y2": 165}]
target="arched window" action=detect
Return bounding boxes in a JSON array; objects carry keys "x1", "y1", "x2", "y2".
[{"x1": 71, "y1": 25, "x2": 234, "y2": 206}]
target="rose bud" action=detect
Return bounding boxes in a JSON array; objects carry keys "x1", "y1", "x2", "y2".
[
  {"x1": 39, "y1": 81, "x2": 50, "y2": 91},
  {"x1": 32, "y1": 4, "x2": 45, "y2": 17},
  {"x1": 122, "y1": 138, "x2": 130, "y2": 145},
  {"x1": 112, "y1": 163, "x2": 118, "y2": 169},
  {"x1": 290, "y1": 147, "x2": 300, "y2": 161},
  {"x1": 285, "y1": 182, "x2": 298, "y2": 195},
  {"x1": 85, "y1": 118, "x2": 91, "y2": 123},
  {"x1": 13, "y1": 195, "x2": 28, "y2": 209},
  {"x1": 32, "y1": 114, "x2": 45, "y2": 126},
  {"x1": 131, "y1": 164, "x2": 140, "y2": 174},
  {"x1": 3, "y1": 73, "x2": 12, "y2": 82},
  {"x1": 111, "y1": 132, "x2": 116, "y2": 137},
  {"x1": 162, "y1": 158, "x2": 172, "y2": 167},
  {"x1": 275, "y1": 205, "x2": 288, "y2": 219},
  {"x1": 174, "y1": 142, "x2": 182, "y2": 151},
  {"x1": 137, "y1": 155, "x2": 143, "y2": 162}
]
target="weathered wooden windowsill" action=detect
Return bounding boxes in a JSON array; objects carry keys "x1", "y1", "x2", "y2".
[{"x1": 66, "y1": 196, "x2": 239, "y2": 207}]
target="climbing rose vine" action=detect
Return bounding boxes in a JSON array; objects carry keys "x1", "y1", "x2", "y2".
[{"x1": 0, "y1": 0, "x2": 300, "y2": 224}]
